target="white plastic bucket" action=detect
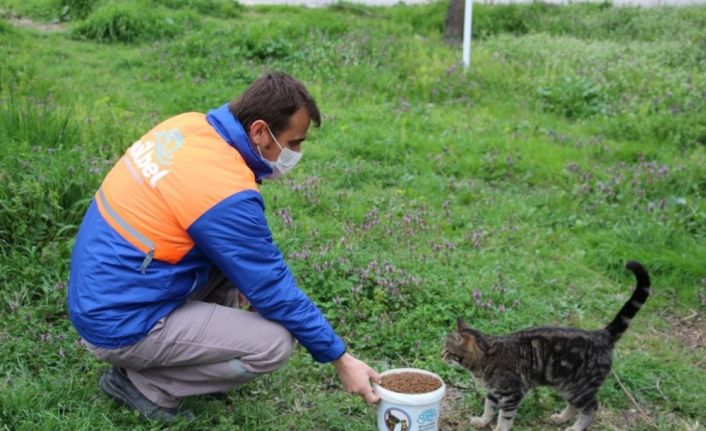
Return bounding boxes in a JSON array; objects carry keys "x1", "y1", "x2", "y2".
[{"x1": 373, "y1": 368, "x2": 446, "y2": 431}]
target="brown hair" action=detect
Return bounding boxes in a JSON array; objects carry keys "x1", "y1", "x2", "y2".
[{"x1": 228, "y1": 71, "x2": 321, "y2": 136}]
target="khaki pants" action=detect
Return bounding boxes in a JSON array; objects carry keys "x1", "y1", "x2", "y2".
[{"x1": 85, "y1": 268, "x2": 294, "y2": 408}]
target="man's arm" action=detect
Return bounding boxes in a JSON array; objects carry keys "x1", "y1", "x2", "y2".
[
  {"x1": 188, "y1": 191, "x2": 346, "y2": 363},
  {"x1": 189, "y1": 190, "x2": 381, "y2": 403}
]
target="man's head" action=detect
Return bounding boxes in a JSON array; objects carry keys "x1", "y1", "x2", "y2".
[
  {"x1": 229, "y1": 71, "x2": 320, "y2": 135},
  {"x1": 229, "y1": 72, "x2": 321, "y2": 175}
]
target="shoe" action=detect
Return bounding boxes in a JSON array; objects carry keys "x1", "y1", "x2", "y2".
[
  {"x1": 99, "y1": 366, "x2": 195, "y2": 422},
  {"x1": 201, "y1": 391, "x2": 230, "y2": 400}
]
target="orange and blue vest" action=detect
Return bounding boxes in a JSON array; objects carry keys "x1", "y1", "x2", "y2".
[{"x1": 67, "y1": 104, "x2": 346, "y2": 363}]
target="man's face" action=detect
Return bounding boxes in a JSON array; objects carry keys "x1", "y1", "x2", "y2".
[{"x1": 251, "y1": 107, "x2": 311, "y2": 162}]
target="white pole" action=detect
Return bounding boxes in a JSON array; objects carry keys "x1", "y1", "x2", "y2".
[{"x1": 462, "y1": 0, "x2": 473, "y2": 68}]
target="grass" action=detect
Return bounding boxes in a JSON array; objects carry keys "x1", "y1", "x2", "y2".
[{"x1": 0, "y1": 1, "x2": 705, "y2": 430}]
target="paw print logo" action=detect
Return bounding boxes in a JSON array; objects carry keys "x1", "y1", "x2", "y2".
[
  {"x1": 154, "y1": 128, "x2": 184, "y2": 166},
  {"x1": 417, "y1": 408, "x2": 437, "y2": 425}
]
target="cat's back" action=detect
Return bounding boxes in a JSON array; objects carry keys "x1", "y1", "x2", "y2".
[
  {"x1": 512, "y1": 326, "x2": 612, "y2": 351},
  {"x1": 503, "y1": 326, "x2": 613, "y2": 385},
  {"x1": 515, "y1": 326, "x2": 607, "y2": 340}
]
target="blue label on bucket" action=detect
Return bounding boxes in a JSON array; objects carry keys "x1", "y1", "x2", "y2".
[
  {"x1": 416, "y1": 408, "x2": 438, "y2": 430},
  {"x1": 417, "y1": 408, "x2": 437, "y2": 425}
]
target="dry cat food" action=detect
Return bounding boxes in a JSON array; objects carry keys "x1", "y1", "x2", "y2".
[{"x1": 380, "y1": 372, "x2": 442, "y2": 394}]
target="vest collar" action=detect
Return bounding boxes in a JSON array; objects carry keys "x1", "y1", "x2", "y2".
[{"x1": 206, "y1": 103, "x2": 273, "y2": 182}]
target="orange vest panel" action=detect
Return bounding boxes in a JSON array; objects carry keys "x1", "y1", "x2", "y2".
[{"x1": 96, "y1": 113, "x2": 259, "y2": 264}]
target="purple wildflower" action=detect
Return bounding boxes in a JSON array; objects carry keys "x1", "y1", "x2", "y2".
[{"x1": 276, "y1": 208, "x2": 293, "y2": 226}]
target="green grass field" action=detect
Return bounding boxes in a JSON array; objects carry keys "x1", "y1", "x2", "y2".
[{"x1": 1, "y1": 0, "x2": 704, "y2": 429}]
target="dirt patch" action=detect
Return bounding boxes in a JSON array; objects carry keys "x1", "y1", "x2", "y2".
[
  {"x1": 380, "y1": 371, "x2": 442, "y2": 394},
  {"x1": 8, "y1": 16, "x2": 66, "y2": 33},
  {"x1": 437, "y1": 387, "x2": 698, "y2": 431},
  {"x1": 593, "y1": 407, "x2": 645, "y2": 430},
  {"x1": 439, "y1": 387, "x2": 477, "y2": 431},
  {"x1": 660, "y1": 310, "x2": 706, "y2": 366},
  {"x1": 595, "y1": 408, "x2": 703, "y2": 431},
  {"x1": 670, "y1": 313, "x2": 706, "y2": 349}
]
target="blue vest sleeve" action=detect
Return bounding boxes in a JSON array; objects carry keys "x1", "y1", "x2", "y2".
[{"x1": 187, "y1": 190, "x2": 346, "y2": 363}]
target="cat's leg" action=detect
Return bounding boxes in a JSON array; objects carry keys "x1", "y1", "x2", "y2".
[
  {"x1": 492, "y1": 394, "x2": 524, "y2": 431},
  {"x1": 564, "y1": 396, "x2": 598, "y2": 431},
  {"x1": 551, "y1": 403, "x2": 577, "y2": 424},
  {"x1": 470, "y1": 393, "x2": 498, "y2": 428}
]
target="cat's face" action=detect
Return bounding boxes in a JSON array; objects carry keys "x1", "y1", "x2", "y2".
[
  {"x1": 442, "y1": 318, "x2": 484, "y2": 372},
  {"x1": 442, "y1": 331, "x2": 470, "y2": 365}
]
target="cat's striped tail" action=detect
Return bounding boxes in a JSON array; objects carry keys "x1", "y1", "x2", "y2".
[{"x1": 605, "y1": 261, "x2": 651, "y2": 342}]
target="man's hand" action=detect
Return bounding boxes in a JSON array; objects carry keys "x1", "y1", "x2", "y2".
[{"x1": 333, "y1": 353, "x2": 382, "y2": 404}]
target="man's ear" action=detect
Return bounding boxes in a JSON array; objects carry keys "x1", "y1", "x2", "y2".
[{"x1": 249, "y1": 120, "x2": 268, "y2": 145}]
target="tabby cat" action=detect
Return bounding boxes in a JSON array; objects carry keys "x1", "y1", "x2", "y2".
[{"x1": 443, "y1": 261, "x2": 650, "y2": 431}]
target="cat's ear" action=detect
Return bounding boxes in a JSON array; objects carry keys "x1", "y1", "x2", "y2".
[
  {"x1": 460, "y1": 328, "x2": 490, "y2": 353},
  {"x1": 459, "y1": 330, "x2": 481, "y2": 355}
]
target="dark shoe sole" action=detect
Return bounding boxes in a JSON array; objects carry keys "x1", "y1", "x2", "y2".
[{"x1": 100, "y1": 368, "x2": 181, "y2": 422}]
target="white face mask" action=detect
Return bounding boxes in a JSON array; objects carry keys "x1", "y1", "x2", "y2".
[{"x1": 258, "y1": 125, "x2": 302, "y2": 180}]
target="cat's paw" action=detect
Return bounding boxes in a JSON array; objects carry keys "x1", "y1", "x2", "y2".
[
  {"x1": 470, "y1": 416, "x2": 491, "y2": 428},
  {"x1": 563, "y1": 426, "x2": 582, "y2": 431},
  {"x1": 551, "y1": 413, "x2": 571, "y2": 424}
]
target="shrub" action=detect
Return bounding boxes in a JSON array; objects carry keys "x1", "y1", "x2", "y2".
[
  {"x1": 151, "y1": 0, "x2": 244, "y2": 19},
  {"x1": 605, "y1": 108, "x2": 706, "y2": 149},
  {"x1": 59, "y1": 0, "x2": 96, "y2": 21},
  {"x1": 469, "y1": 3, "x2": 706, "y2": 44},
  {"x1": 382, "y1": 1, "x2": 446, "y2": 36},
  {"x1": 538, "y1": 75, "x2": 608, "y2": 119},
  {"x1": 471, "y1": 2, "x2": 557, "y2": 39},
  {"x1": 169, "y1": 25, "x2": 293, "y2": 67},
  {"x1": 71, "y1": 1, "x2": 199, "y2": 43},
  {"x1": 0, "y1": 19, "x2": 14, "y2": 34}
]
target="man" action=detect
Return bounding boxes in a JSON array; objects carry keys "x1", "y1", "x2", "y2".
[{"x1": 67, "y1": 71, "x2": 381, "y2": 421}]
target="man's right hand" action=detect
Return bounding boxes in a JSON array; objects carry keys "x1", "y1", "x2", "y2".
[{"x1": 333, "y1": 353, "x2": 382, "y2": 404}]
